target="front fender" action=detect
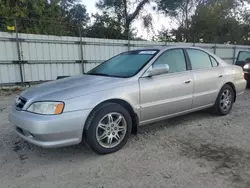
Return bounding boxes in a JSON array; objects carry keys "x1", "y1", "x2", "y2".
[{"x1": 63, "y1": 82, "x2": 140, "y2": 115}]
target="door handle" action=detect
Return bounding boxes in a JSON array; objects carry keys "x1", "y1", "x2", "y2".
[
  {"x1": 184, "y1": 79, "x2": 192, "y2": 84},
  {"x1": 219, "y1": 74, "x2": 223, "y2": 78}
]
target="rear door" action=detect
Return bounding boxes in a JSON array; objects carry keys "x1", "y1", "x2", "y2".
[{"x1": 185, "y1": 48, "x2": 224, "y2": 109}]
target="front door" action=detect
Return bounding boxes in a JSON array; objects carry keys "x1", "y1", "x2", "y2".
[{"x1": 139, "y1": 49, "x2": 194, "y2": 123}]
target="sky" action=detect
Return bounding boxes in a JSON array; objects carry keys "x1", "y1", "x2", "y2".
[{"x1": 81, "y1": 0, "x2": 176, "y2": 39}]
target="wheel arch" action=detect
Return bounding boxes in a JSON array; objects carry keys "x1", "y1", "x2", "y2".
[
  {"x1": 84, "y1": 99, "x2": 139, "y2": 134},
  {"x1": 223, "y1": 82, "x2": 236, "y2": 102}
]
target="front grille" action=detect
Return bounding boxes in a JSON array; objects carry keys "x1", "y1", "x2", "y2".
[
  {"x1": 16, "y1": 127, "x2": 33, "y2": 137},
  {"x1": 16, "y1": 97, "x2": 27, "y2": 109}
]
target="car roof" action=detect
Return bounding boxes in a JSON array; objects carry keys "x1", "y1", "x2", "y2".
[
  {"x1": 137, "y1": 45, "x2": 204, "y2": 51},
  {"x1": 132, "y1": 45, "x2": 228, "y2": 66}
]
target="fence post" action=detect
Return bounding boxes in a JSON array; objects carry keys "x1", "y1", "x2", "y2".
[
  {"x1": 79, "y1": 26, "x2": 84, "y2": 74},
  {"x1": 232, "y1": 45, "x2": 236, "y2": 64},
  {"x1": 127, "y1": 37, "x2": 130, "y2": 51},
  {"x1": 14, "y1": 19, "x2": 24, "y2": 83},
  {"x1": 127, "y1": 27, "x2": 130, "y2": 51},
  {"x1": 213, "y1": 44, "x2": 217, "y2": 55}
]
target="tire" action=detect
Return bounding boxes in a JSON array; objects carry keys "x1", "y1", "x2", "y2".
[
  {"x1": 211, "y1": 84, "x2": 235, "y2": 116},
  {"x1": 84, "y1": 102, "x2": 132, "y2": 154}
]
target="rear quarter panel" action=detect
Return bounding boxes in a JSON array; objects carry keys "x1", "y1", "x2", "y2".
[
  {"x1": 232, "y1": 65, "x2": 247, "y2": 95},
  {"x1": 221, "y1": 64, "x2": 246, "y2": 96}
]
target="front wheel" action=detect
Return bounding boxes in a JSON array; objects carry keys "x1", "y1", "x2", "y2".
[
  {"x1": 84, "y1": 103, "x2": 132, "y2": 154},
  {"x1": 211, "y1": 84, "x2": 235, "y2": 116}
]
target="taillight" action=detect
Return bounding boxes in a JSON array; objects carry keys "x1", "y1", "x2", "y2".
[{"x1": 243, "y1": 72, "x2": 246, "y2": 80}]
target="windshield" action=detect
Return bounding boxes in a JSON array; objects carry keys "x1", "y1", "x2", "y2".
[{"x1": 87, "y1": 50, "x2": 159, "y2": 77}]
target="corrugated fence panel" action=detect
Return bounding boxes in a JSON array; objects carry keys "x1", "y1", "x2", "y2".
[
  {"x1": 20, "y1": 34, "x2": 80, "y2": 61},
  {"x1": 0, "y1": 64, "x2": 21, "y2": 83},
  {"x1": 195, "y1": 43, "x2": 214, "y2": 54},
  {"x1": 0, "y1": 32, "x2": 250, "y2": 84},
  {"x1": 83, "y1": 38, "x2": 128, "y2": 61},
  {"x1": 0, "y1": 32, "x2": 19, "y2": 61},
  {"x1": 216, "y1": 45, "x2": 235, "y2": 64},
  {"x1": 23, "y1": 63, "x2": 82, "y2": 82}
]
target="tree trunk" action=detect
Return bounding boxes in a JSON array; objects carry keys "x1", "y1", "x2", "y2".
[
  {"x1": 124, "y1": 21, "x2": 130, "y2": 40},
  {"x1": 185, "y1": 0, "x2": 189, "y2": 42}
]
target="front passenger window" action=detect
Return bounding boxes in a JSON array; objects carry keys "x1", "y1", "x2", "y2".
[{"x1": 153, "y1": 49, "x2": 187, "y2": 73}]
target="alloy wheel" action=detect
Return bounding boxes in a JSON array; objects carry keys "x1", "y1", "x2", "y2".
[
  {"x1": 220, "y1": 89, "x2": 232, "y2": 111},
  {"x1": 96, "y1": 112, "x2": 127, "y2": 148}
]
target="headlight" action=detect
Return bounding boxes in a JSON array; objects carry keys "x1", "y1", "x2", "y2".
[
  {"x1": 15, "y1": 95, "x2": 20, "y2": 105},
  {"x1": 243, "y1": 63, "x2": 250, "y2": 70},
  {"x1": 27, "y1": 102, "x2": 64, "y2": 115}
]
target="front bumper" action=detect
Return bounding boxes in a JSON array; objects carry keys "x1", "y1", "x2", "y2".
[{"x1": 9, "y1": 105, "x2": 91, "y2": 148}]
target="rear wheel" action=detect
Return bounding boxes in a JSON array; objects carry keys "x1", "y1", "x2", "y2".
[
  {"x1": 211, "y1": 84, "x2": 234, "y2": 116},
  {"x1": 84, "y1": 103, "x2": 132, "y2": 154}
]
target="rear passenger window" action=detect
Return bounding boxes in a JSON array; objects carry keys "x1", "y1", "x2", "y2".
[
  {"x1": 210, "y1": 56, "x2": 219, "y2": 67},
  {"x1": 186, "y1": 49, "x2": 212, "y2": 70}
]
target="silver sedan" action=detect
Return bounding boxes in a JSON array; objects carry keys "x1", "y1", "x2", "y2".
[{"x1": 9, "y1": 46, "x2": 246, "y2": 154}]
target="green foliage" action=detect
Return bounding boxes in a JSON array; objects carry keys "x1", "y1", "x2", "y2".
[
  {"x1": 85, "y1": 13, "x2": 125, "y2": 39},
  {"x1": 158, "y1": 0, "x2": 250, "y2": 44},
  {"x1": 0, "y1": 0, "x2": 89, "y2": 36},
  {"x1": 85, "y1": 12, "x2": 137, "y2": 39},
  {"x1": 189, "y1": 0, "x2": 250, "y2": 44},
  {"x1": 156, "y1": 28, "x2": 174, "y2": 42},
  {"x1": 0, "y1": 0, "x2": 249, "y2": 44},
  {"x1": 96, "y1": 0, "x2": 151, "y2": 38},
  {"x1": 156, "y1": 0, "x2": 187, "y2": 14}
]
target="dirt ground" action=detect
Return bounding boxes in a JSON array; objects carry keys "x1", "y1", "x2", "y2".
[{"x1": 0, "y1": 89, "x2": 250, "y2": 188}]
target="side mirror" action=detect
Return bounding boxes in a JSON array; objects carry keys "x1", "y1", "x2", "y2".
[
  {"x1": 243, "y1": 63, "x2": 250, "y2": 70},
  {"x1": 145, "y1": 64, "x2": 169, "y2": 77}
]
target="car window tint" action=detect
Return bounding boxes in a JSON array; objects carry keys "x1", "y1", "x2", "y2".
[
  {"x1": 238, "y1": 51, "x2": 250, "y2": 61},
  {"x1": 186, "y1": 49, "x2": 212, "y2": 70},
  {"x1": 210, "y1": 56, "x2": 219, "y2": 67},
  {"x1": 153, "y1": 49, "x2": 187, "y2": 73},
  {"x1": 87, "y1": 50, "x2": 158, "y2": 77}
]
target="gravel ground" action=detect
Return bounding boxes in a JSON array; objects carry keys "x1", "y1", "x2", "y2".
[{"x1": 0, "y1": 89, "x2": 250, "y2": 188}]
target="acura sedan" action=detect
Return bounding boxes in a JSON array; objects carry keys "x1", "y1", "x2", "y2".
[{"x1": 9, "y1": 46, "x2": 246, "y2": 154}]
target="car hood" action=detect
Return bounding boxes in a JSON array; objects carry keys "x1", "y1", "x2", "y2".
[{"x1": 20, "y1": 75, "x2": 131, "y2": 101}]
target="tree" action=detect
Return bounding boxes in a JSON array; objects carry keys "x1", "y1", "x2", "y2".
[
  {"x1": 85, "y1": 12, "x2": 128, "y2": 39},
  {"x1": 66, "y1": 4, "x2": 90, "y2": 36},
  {"x1": 59, "y1": 0, "x2": 79, "y2": 10},
  {"x1": 188, "y1": 0, "x2": 249, "y2": 44},
  {"x1": 157, "y1": 0, "x2": 250, "y2": 44},
  {"x1": 96, "y1": 0, "x2": 190, "y2": 39},
  {"x1": 96, "y1": 0, "x2": 151, "y2": 39},
  {"x1": 0, "y1": 0, "x2": 90, "y2": 36},
  {"x1": 68, "y1": 4, "x2": 89, "y2": 26},
  {"x1": 156, "y1": 28, "x2": 174, "y2": 42}
]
